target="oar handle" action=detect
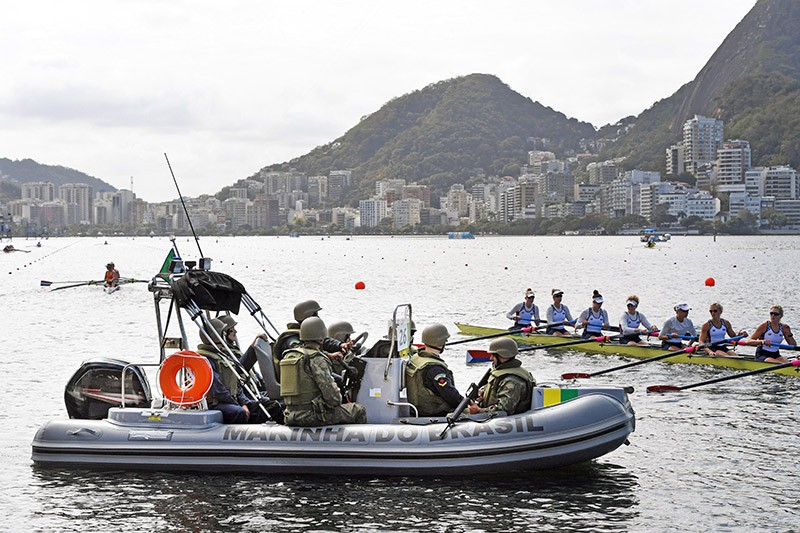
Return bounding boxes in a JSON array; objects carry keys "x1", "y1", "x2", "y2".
[
  {"x1": 447, "y1": 327, "x2": 534, "y2": 347},
  {"x1": 519, "y1": 334, "x2": 618, "y2": 352},
  {"x1": 733, "y1": 340, "x2": 799, "y2": 350}
]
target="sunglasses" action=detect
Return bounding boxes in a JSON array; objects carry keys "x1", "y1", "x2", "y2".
[
  {"x1": 709, "y1": 309, "x2": 720, "y2": 313},
  {"x1": 770, "y1": 311, "x2": 782, "y2": 316}
]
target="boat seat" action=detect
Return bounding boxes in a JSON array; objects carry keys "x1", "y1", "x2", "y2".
[
  {"x1": 363, "y1": 339, "x2": 395, "y2": 358},
  {"x1": 254, "y1": 338, "x2": 281, "y2": 400},
  {"x1": 354, "y1": 357, "x2": 409, "y2": 423}
]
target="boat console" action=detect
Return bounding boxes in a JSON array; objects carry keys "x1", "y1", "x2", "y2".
[{"x1": 65, "y1": 358, "x2": 151, "y2": 420}]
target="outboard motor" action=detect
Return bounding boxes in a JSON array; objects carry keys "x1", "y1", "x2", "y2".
[{"x1": 64, "y1": 358, "x2": 152, "y2": 419}]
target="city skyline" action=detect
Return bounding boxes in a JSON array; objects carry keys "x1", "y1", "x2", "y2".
[{"x1": 0, "y1": 0, "x2": 756, "y2": 202}]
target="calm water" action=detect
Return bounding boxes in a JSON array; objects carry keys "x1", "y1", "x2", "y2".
[{"x1": 3, "y1": 235, "x2": 800, "y2": 532}]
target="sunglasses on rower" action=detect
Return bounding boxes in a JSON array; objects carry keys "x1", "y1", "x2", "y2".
[{"x1": 770, "y1": 311, "x2": 782, "y2": 316}]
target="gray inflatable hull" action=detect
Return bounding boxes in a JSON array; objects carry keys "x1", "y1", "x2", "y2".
[{"x1": 32, "y1": 392, "x2": 634, "y2": 475}]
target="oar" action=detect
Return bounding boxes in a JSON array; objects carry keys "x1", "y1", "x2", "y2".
[
  {"x1": 561, "y1": 335, "x2": 746, "y2": 380},
  {"x1": 41, "y1": 279, "x2": 97, "y2": 285},
  {"x1": 117, "y1": 277, "x2": 149, "y2": 285},
  {"x1": 447, "y1": 326, "x2": 537, "y2": 346},
  {"x1": 466, "y1": 334, "x2": 619, "y2": 360},
  {"x1": 647, "y1": 358, "x2": 800, "y2": 393},
  {"x1": 731, "y1": 340, "x2": 800, "y2": 351},
  {"x1": 49, "y1": 280, "x2": 104, "y2": 292}
]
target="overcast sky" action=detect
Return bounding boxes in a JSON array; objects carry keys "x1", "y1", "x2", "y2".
[{"x1": 1, "y1": 0, "x2": 757, "y2": 202}]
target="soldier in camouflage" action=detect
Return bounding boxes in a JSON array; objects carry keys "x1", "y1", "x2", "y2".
[
  {"x1": 405, "y1": 324, "x2": 463, "y2": 417},
  {"x1": 468, "y1": 337, "x2": 535, "y2": 416},
  {"x1": 272, "y1": 300, "x2": 351, "y2": 380},
  {"x1": 280, "y1": 317, "x2": 367, "y2": 426}
]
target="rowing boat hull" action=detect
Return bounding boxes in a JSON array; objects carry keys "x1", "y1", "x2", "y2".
[{"x1": 455, "y1": 324, "x2": 800, "y2": 377}]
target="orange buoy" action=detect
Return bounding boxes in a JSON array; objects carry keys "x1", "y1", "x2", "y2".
[
  {"x1": 158, "y1": 350, "x2": 214, "y2": 406},
  {"x1": 705, "y1": 277, "x2": 716, "y2": 287},
  {"x1": 355, "y1": 281, "x2": 366, "y2": 290}
]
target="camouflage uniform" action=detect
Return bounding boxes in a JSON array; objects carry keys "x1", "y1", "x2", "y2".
[
  {"x1": 406, "y1": 350, "x2": 462, "y2": 417},
  {"x1": 477, "y1": 359, "x2": 535, "y2": 415},
  {"x1": 281, "y1": 344, "x2": 367, "y2": 427}
]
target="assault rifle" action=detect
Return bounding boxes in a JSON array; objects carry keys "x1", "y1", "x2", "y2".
[{"x1": 439, "y1": 366, "x2": 493, "y2": 439}]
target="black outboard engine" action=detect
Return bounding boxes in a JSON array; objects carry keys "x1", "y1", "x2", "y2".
[{"x1": 64, "y1": 358, "x2": 152, "y2": 419}]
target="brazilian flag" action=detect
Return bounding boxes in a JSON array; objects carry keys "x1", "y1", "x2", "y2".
[{"x1": 159, "y1": 249, "x2": 176, "y2": 275}]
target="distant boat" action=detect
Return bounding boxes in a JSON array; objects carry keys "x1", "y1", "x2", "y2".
[
  {"x1": 639, "y1": 228, "x2": 671, "y2": 242},
  {"x1": 448, "y1": 232, "x2": 475, "y2": 239}
]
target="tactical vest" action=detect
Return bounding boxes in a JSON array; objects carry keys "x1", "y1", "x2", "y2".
[
  {"x1": 280, "y1": 347, "x2": 325, "y2": 406},
  {"x1": 272, "y1": 328, "x2": 301, "y2": 379},
  {"x1": 405, "y1": 350, "x2": 454, "y2": 416},
  {"x1": 483, "y1": 365, "x2": 534, "y2": 414},
  {"x1": 197, "y1": 344, "x2": 240, "y2": 404}
]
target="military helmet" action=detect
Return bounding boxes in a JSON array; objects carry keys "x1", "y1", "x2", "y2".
[
  {"x1": 488, "y1": 337, "x2": 518, "y2": 359},
  {"x1": 421, "y1": 323, "x2": 450, "y2": 348},
  {"x1": 218, "y1": 315, "x2": 237, "y2": 333},
  {"x1": 200, "y1": 318, "x2": 226, "y2": 344},
  {"x1": 300, "y1": 316, "x2": 327, "y2": 341},
  {"x1": 294, "y1": 299, "x2": 322, "y2": 323},
  {"x1": 328, "y1": 321, "x2": 355, "y2": 342}
]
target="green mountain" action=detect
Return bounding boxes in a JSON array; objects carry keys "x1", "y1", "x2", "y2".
[
  {"x1": 604, "y1": 0, "x2": 800, "y2": 171},
  {"x1": 257, "y1": 74, "x2": 596, "y2": 201},
  {"x1": 0, "y1": 158, "x2": 117, "y2": 203}
]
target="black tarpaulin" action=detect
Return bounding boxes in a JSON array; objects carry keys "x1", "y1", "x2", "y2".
[{"x1": 172, "y1": 270, "x2": 246, "y2": 313}]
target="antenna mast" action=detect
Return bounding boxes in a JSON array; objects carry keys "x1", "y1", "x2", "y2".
[{"x1": 164, "y1": 153, "x2": 204, "y2": 257}]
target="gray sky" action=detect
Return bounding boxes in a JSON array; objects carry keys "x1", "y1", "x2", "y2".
[{"x1": 1, "y1": 0, "x2": 757, "y2": 202}]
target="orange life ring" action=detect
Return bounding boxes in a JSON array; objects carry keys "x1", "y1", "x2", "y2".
[{"x1": 158, "y1": 350, "x2": 214, "y2": 406}]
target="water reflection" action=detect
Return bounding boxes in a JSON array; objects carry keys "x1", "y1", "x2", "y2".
[{"x1": 31, "y1": 464, "x2": 639, "y2": 532}]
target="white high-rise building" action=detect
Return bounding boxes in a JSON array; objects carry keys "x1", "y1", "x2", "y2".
[
  {"x1": 392, "y1": 198, "x2": 422, "y2": 229},
  {"x1": 683, "y1": 115, "x2": 723, "y2": 175},
  {"x1": 22, "y1": 182, "x2": 55, "y2": 201},
  {"x1": 763, "y1": 166, "x2": 799, "y2": 200},
  {"x1": 714, "y1": 140, "x2": 751, "y2": 189},
  {"x1": 112, "y1": 189, "x2": 136, "y2": 225},
  {"x1": 359, "y1": 198, "x2": 387, "y2": 228},
  {"x1": 666, "y1": 144, "x2": 685, "y2": 175},
  {"x1": 59, "y1": 183, "x2": 94, "y2": 224}
]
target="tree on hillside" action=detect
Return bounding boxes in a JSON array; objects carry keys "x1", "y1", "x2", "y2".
[{"x1": 761, "y1": 207, "x2": 788, "y2": 229}]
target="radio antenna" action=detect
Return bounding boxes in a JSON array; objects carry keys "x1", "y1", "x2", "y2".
[{"x1": 164, "y1": 153, "x2": 203, "y2": 257}]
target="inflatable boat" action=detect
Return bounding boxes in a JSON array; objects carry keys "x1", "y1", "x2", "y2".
[{"x1": 32, "y1": 243, "x2": 635, "y2": 475}]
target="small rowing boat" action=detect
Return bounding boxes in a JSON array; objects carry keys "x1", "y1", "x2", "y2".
[{"x1": 455, "y1": 324, "x2": 800, "y2": 377}]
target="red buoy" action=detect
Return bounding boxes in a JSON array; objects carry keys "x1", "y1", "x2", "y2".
[
  {"x1": 705, "y1": 277, "x2": 715, "y2": 287},
  {"x1": 355, "y1": 281, "x2": 366, "y2": 290}
]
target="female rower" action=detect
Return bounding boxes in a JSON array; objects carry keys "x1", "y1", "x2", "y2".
[
  {"x1": 699, "y1": 302, "x2": 747, "y2": 357},
  {"x1": 659, "y1": 303, "x2": 697, "y2": 351},
  {"x1": 745, "y1": 305, "x2": 795, "y2": 363},
  {"x1": 618, "y1": 295, "x2": 657, "y2": 345},
  {"x1": 545, "y1": 289, "x2": 573, "y2": 336},
  {"x1": 576, "y1": 290, "x2": 609, "y2": 339},
  {"x1": 506, "y1": 288, "x2": 540, "y2": 331}
]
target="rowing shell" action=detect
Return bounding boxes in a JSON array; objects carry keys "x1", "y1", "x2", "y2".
[{"x1": 455, "y1": 323, "x2": 800, "y2": 377}]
